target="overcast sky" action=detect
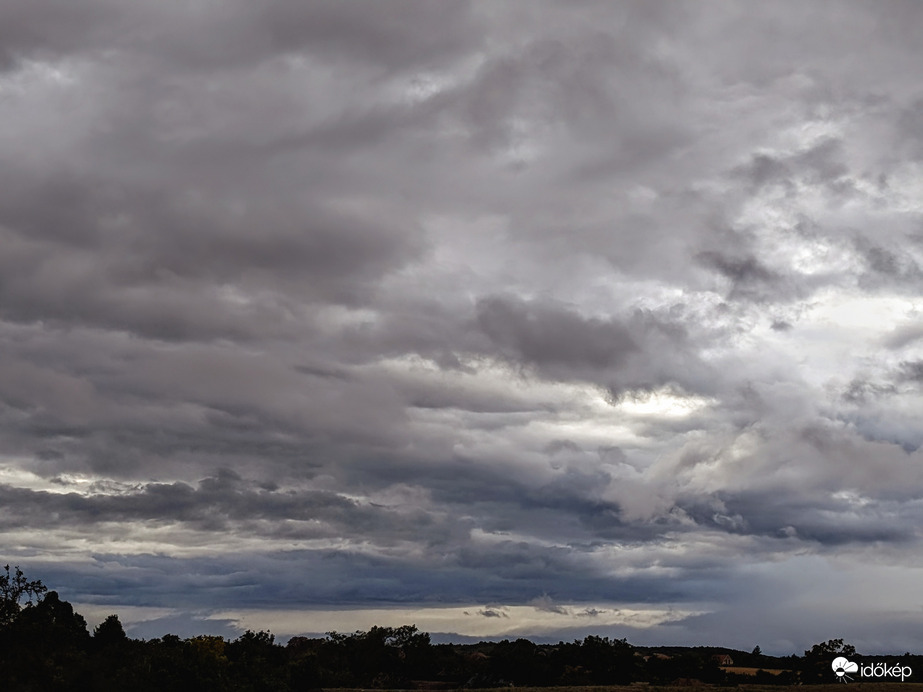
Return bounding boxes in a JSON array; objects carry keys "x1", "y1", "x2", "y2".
[{"x1": 2, "y1": 0, "x2": 923, "y2": 655}]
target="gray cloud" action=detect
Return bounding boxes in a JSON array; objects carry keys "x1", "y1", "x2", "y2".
[
  {"x1": 477, "y1": 609, "x2": 507, "y2": 619},
  {"x1": 897, "y1": 360, "x2": 923, "y2": 384},
  {"x1": 476, "y1": 296, "x2": 638, "y2": 372},
  {"x1": 883, "y1": 323, "x2": 923, "y2": 349},
  {"x1": 2, "y1": 0, "x2": 923, "y2": 655}
]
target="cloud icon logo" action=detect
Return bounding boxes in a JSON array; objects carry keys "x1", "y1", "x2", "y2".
[{"x1": 832, "y1": 657, "x2": 859, "y2": 682}]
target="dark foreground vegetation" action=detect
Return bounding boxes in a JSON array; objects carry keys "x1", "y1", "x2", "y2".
[{"x1": 2, "y1": 565, "x2": 921, "y2": 691}]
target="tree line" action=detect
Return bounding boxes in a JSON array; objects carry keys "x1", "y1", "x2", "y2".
[{"x1": 1, "y1": 565, "x2": 920, "y2": 691}]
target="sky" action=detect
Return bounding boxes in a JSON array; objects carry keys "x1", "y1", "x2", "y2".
[{"x1": 2, "y1": 0, "x2": 923, "y2": 656}]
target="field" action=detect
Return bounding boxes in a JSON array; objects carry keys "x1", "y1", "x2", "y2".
[
  {"x1": 462, "y1": 687, "x2": 923, "y2": 692},
  {"x1": 721, "y1": 667, "x2": 789, "y2": 675},
  {"x1": 328, "y1": 686, "x2": 923, "y2": 692}
]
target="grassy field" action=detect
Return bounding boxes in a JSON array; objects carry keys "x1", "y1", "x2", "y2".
[
  {"x1": 461, "y1": 687, "x2": 923, "y2": 692},
  {"x1": 328, "y1": 686, "x2": 923, "y2": 692},
  {"x1": 458, "y1": 687, "x2": 923, "y2": 692}
]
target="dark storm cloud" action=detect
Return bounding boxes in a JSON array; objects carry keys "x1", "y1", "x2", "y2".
[
  {"x1": 543, "y1": 439, "x2": 582, "y2": 455},
  {"x1": 477, "y1": 609, "x2": 506, "y2": 618},
  {"x1": 841, "y1": 378, "x2": 896, "y2": 404},
  {"x1": 854, "y1": 237, "x2": 923, "y2": 288},
  {"x1": 0, "y1": 171, "x2": 424, "y2": 340},
  {"x1": 474, "y1": 295, "x2": 710, "y2": 397},
  {"x1": 0, "y1": 0, "x2": 121, "y2": 70},
  {"x1": 2, "y1": 474, "x2": 348, "y2": 530},
  {"x1": 794, "y1": 138, "x2": 851, "y2": 187},
  {"x1": 738, "y1": 153, "x2": 792, "y2": 192},
  {"x1": 683, "y1": 490, "x2": 920, "y2": 545},
  {"x1": 0, "y1": 474, "x2": 466, "y2": 553},
  {"x1": 33, "y1": 542, "x2": 710, "y2": 620},
  {"x1": 0, "y1": 1, "x2": 475, "y2": 346},
  {"x1": 696, "y1": 251, "x2": 782, "y2": 303},
  {"x1": 476, "y1": 296, "x2": 638, "y2": 372},
  {"x1": 883, "y1": 323, "x2": 923, "y2": 349},
  {"x1": 736, "y1": 138, "x2": 851, "y2": 194},
  {"x1": 3, "y1": 0, "x2": 923, "y2": 651},
  {"x1": 0, "y1": 0, "x2": 478, "y2": 71},
  {"x1": 896, "y1": 360, "x2": 923, "y2": 383}
]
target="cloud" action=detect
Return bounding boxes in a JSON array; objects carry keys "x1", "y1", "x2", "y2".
[
  {"x1": 897, "y1": 360, "x2": 923, "y2": 383},
  {"x1": 477, "y1": 608, "x2": 508, "y2": 619},
  {"x1": 883, "y1": 323, "x2": 923, "y2": 350},
  {"x1": 528, "y1": 594, "x2": 568, "y2": 615},
  {"x1": 2, "y1": 0, "x2": 923, "y2": 655},
  {"x1": 476, "y1": 296, "x2": 638, "y2": 371}
]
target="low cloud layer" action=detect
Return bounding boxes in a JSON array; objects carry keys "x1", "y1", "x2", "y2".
[{"x1": 2, "y1": 0, "x2": 923, "y2": 654}]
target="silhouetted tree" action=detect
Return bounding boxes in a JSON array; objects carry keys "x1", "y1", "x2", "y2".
[
  {"x1": 645, "y1": 650, "x2": 725, "y2": 685},
  {"x1": 226, "y1": 629, "x2": 287, "y2": 691},
  {"x1": 802, "y1": 638, "x2": 856, "y2": 683},
  {"x1": 94, "y1": 614, "x2": 128, "y2": 648},
  {"x1": 0, "y1": 563, "x2": 47, "y2": 627},
  {"x1": 579, "y1": 634, "x2": 636, "y2": 684},
  {"x1": 286, "y1": 637, "x2": 323, "y2": 690},
  {"x1": 1, "y1": 590, "x2": 91, "y2": 689},
  {"x1": 489, "y1": 638, "x2": 548, "y2": 686}
]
